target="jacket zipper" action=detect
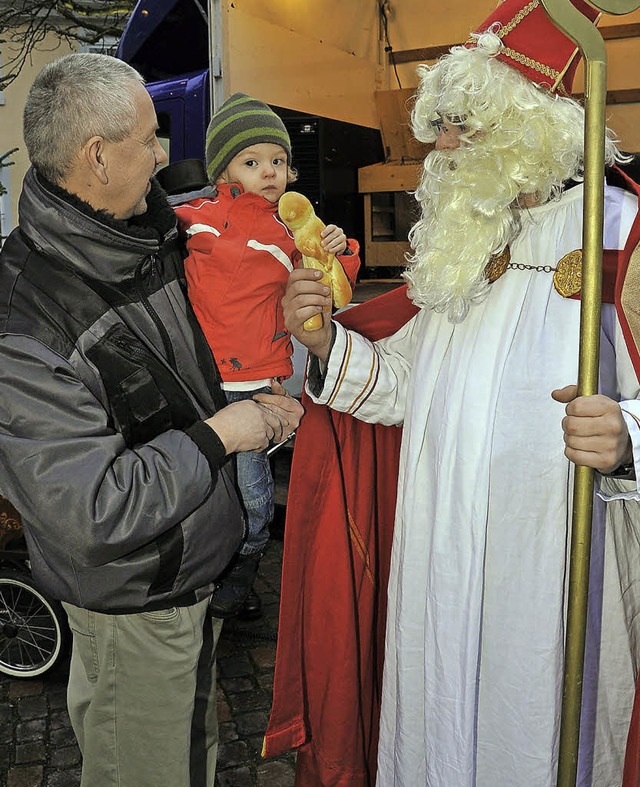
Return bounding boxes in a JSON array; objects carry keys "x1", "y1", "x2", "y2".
[{"x1": 134, "y1": 255, "x2": 177, "y2": 370}]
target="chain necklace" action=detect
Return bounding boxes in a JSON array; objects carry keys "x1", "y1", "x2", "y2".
[{"x1": 484, "y1": 247, "x2": 583, "y2": 298}]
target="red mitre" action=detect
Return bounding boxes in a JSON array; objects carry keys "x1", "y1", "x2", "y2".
[{"x1": 466, "y1": 0, "x2": 600, "y2": 96}]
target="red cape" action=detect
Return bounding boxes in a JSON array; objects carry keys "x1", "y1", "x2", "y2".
[
  {"x1": 616, "y1": 171, "x2": 640, "y2": 787},
  {"x1": 263, "y1": 286, "x2": 418, "y2": 786}
]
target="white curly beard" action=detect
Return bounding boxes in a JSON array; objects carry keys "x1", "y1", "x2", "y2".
[{"x1": 404, "y1": 145, "x2": 522, "y2": 324}]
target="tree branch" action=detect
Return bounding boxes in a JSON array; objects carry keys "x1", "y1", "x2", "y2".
[{"x1": 0, "y1": 0, "x2": 136, "y2": 89}]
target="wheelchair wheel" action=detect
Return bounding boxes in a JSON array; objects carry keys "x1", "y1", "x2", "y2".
[{"x1": 0, "y1": 569, "x2": 67, "y2": 678}]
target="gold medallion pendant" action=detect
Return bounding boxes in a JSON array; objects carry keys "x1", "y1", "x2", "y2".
[
  {"x1": 484, "y1": 247, "x2": 511, "y2": 283},
  {"x1": 553, "y1": 250, "x2": 582, "y2": 298}
]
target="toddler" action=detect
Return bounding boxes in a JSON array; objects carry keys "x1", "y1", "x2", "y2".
[{"x1": 175, "y1": 93, "x2": 360, "y2": 618}]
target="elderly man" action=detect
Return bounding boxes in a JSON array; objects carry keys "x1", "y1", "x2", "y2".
[
  {"x1": 0, "y1": 53, "x2": 302, "y2": 787},
  {"x1": 276, "y1": 1, "x2": 640, "y2": 785}
]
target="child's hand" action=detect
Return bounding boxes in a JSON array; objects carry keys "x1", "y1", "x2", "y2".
[{"x1": 321, "y1": 224, "x2": 347, "y2": 256}]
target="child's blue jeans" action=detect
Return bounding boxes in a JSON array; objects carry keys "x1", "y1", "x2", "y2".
[{"x1": 224, "y1": 386, "x2": 274, "y2": 556}]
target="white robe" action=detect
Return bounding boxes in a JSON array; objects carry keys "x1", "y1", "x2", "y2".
[{"x1": 309, "y1": 184, "x2": 640, "y2": 786}]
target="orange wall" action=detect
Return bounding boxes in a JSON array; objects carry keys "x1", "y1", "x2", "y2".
[{"x1": 223, "y1": 0, "x2": 382, "y2": 127}]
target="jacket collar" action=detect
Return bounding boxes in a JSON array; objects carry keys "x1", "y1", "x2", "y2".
[
  {"x1": 217, "y1": 182, "x2": 280, "y2": 213},
  {"x1": 18, "y1": 167, "x2": 177, "y2": 284}
]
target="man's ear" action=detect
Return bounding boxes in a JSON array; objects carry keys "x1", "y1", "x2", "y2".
[
  {"x1": 216, "y1": 171, "x2": 228, "y2": 185},
  {"x1": 83, "y1": 136, "x2": 109, "y2": 184}
]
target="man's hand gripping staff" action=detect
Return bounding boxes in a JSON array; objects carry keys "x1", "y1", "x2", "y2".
[{"x1": 278, "y1": 191, "x2": 352, "y2": 331}]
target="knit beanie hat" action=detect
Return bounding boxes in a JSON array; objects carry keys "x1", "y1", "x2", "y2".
[{"x1": 205, "y1": 93, "x2": 292, "y2": 183}]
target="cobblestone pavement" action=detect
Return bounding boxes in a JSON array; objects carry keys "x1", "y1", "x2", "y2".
[{"x1": 0, "y1": 453, "x2": 297, "y2": 787}]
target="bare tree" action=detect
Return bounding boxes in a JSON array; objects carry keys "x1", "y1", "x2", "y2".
[{"x1": 0, "y1": 0, "x2": 136, "y2": 90}]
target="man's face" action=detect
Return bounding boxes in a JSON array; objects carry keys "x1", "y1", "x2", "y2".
[
  {"x1": 434, "y1": 122, "x2": 466, "y2": 151},
  {"x1": 430, "y1": 113, "x2": 468, "y2": 152},
  {"x1": 103, "y1": 82, "x2": 168, "y2": 219},
  {"x1": 219, "y1": 143, "x2": 288, "y2": 203}
]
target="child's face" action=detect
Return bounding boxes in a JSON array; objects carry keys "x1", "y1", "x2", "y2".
[{"x1": 219, "y1": 143, "x2": 288, "y2": 203}]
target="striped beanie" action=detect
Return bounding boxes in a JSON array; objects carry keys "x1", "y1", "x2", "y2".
[{"x1": 205, "y1": 93, "x2": 292, "y2": 183}]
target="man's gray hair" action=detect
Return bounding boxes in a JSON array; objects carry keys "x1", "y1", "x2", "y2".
[{"x1": 23, "y1": 53, "x2": 145, "y2": 184}]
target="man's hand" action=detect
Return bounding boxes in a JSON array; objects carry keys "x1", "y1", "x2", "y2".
[
  {"x1": 253, "y1": 380, "x2": 304, "y2": 441},
  {"x1": 204, "y1": 381, "x2": 304, "y2": 455},
  {"x1": 282, "y1": 268, "x2": 334, "y2": 362},
  {"x1": 552, "y1": 385, "x2": 633, "y2": 473}
]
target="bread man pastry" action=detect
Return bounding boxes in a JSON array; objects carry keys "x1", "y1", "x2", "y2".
[{"x1": 278, "y1": 191, "x2": 353, "y2": 331}]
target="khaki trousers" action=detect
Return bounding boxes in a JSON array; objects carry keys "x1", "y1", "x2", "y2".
[{"x1": 62, "y1": 598, "x2": 222, "y2": 787}]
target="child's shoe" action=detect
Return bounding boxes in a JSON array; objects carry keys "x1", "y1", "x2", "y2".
[{"x1": 209, "y1": 552, "x2": 261, "y2": 618}]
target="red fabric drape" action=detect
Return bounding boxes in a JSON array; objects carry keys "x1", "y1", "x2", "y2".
[
  {"x1": 616, "y1": 169, "x2": 640, "y2": 787},
  {"x1": 263, "y1": 286, "x2": 418, "y2": 786}
]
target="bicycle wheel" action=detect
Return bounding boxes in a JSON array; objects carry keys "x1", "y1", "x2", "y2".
[{"x1": 0, "y1": 569, "x2": 67, "y2": 678}]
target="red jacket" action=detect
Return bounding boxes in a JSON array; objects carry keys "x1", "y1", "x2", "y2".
[{"x1": 175, "y1": 184, "x2": 360, "y2": 383}]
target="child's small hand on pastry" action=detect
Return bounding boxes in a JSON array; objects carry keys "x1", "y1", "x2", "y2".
[{"x1": 321, "y1": 224, "x2": 347, "y2": 255}]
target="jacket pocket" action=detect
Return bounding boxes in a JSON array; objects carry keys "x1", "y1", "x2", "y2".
[{"x1": 86, "y1": 323, "x2": 198, "y2": 447}]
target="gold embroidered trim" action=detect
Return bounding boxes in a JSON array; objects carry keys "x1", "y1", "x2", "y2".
[
  {"x1": 466, "y1": 0, "x2": 571, "y2": 95},
  {"x1": 327, "y1": 329, "x2": 353, "y2": 409},
  {"x1": 496, "y1": 0, "x2": 540, "y2": 38},
  {"x1": 348, "y1": 350, "x2": 378, "y2": 415},
  {"x1": 501, "y1": 46, "x2": 560, "y2": 82},
  {"x1": 484, "y1": 247, "x2": 583, "y2": 297}
]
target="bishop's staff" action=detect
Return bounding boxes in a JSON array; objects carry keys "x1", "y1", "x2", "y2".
[{"x1": 539, "y1": 1, "x2": 640, "y2": 785}]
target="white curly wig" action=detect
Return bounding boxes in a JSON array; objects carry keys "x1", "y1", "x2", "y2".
[{"x1": 404, "y1": 31, "x2": 626, "y2": 323}]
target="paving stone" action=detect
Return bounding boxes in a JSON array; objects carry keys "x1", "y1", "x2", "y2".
[
  {"x1": 261, "y1": 602, "x2": 281, "y2": 621},
  {"x1": 256, "y1": 758, "x2": 296, "y2": 787},
  {"x1": 216, "y1": 765, "x2": 253, "y2": 787},
  {"x1": 48, "y1": 711, "x2": 70, "y2": 732},
  {"x1": 49, "y1": 725, "x2": 77, "y2": 748},
  {"x1": 46, "y1": 691, "x2": 66, "y2": 712},
  {"x1": 217, "y1": 739, "x2": 250, "y2": 769},
  {"x1": 7, "y1": 765, "x2": 43, "y2": 787},
  {"x1": 0, "y1": 701, "x2": 13, "y2": 721},
  {"x1": 44, "y1": 766, "x2": 81, "y2": 786},
  {"x1": 229, "y1": 689, "x2": 270, "y2": 714},
  {"x1": 0, "y1": 743, "x2": 11, "y2": 767},
  {"x1": 8, "y1": 683, "x2": 42, "y2": 701},
  {"x1": 250, "y1": 647, "x2": 276, "y2": 671},
  {"x1": 219, "y1": 676, "x2": 254, "y2": 694},
  {"x1": 218, "y1": 652, "x2": 253, "y2": 678},
  {"x1": 217, "y1": 693, "x2": 232, "y2": 724},
  {"x1": 16, "y1": 697, "x2": 47, "y2": 721},
  {"x1": 235, "y1": 710, "x2": 269, "y2": 737},
  {"x1": 14, "y1": 742, "x2": 45, "y2": 765},
  {"x1": 16, "y1": 720, "x2": 45, "y2": 743},
  {"x1": 0, "y1": 719, "x2": 13, "y2": 744},
  {"x1": 256, "y1": 673, "x2": 273, "y2": 693},
  {"x1": 218, "y1": 721, "x2": 239, "y2": 744},
  {"x1": 48, "y1": 746, "x2": 81, "y2": 770},
  {"x1": 246, "y1": 734, "x2": 266, "y2": 756}
]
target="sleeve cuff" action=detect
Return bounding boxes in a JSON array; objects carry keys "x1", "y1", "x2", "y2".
[
  {"x1": 306, "y1": 322, "x2": 337, "y2": 397},
  {"x1": 338, "y1": 238, "x2": 360, "y2": 258},
  {"x1": 598, "y1": 401, "x2": 640, "y2": 500},
  {"x1": 184, "y1": 421, "x2": 228, "y2": 479}
]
